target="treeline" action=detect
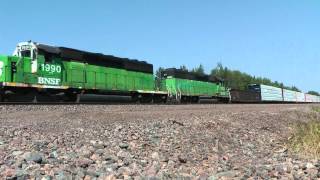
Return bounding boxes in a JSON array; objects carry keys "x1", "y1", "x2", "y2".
[
  {"x1": 156, "y1": 63, "x2": 319, "y2": 95},
  {"x1": 211, "y1": 63, "x2": 300, "y2": 91}
]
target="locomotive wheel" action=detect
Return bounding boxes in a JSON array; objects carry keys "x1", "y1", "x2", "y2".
[
  {"x1": 34, "y1": 93, "x2": 59, "y2": 103},
  {"x1": 191, "y1": 96, "x2": 199, "y2": 103},
  {"x1": 180, "y1": 96, "x2": 191, "y2": 104},
  {"x1": 65, "y1": 93, "x2": 81, "y2": 103},
  {"x1": 131, "y1": 93, "x2": 140, "y2": 103},
  {"x1": 140, "y1": 94, "x2": 153, "y2": 104},
  {"x1": 4, "y1": 90, "x2": 37, "y2": 102},
  {"x1": 153, "y1": 95, "x2": 166, "y2": 104}
]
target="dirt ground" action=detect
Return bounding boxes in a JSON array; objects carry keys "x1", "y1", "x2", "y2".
[{"x1": 0, "y1": 104, "x2": 319, "y2": 179}]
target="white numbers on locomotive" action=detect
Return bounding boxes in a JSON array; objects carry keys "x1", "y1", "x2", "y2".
[{"x1": 40, "y1": 64, "x2": 62, "y2": 73}]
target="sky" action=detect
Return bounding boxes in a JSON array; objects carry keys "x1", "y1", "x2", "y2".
[{"x1": 0, "y1": 0, "x2": 319, "y2": 92}]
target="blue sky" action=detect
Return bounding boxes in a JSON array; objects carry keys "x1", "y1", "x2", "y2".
[{"x1": 0, "y1": 0, "x2": 319, "y2": 92}]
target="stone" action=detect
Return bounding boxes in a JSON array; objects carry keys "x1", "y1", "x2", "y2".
[
  {"x1": 85, "y1": 170, "x2": 100, "y2": 177},
  {"x1": 49, "y1": 151, "x2": 58, "y2": 159},
  {"x1": 210, "y1": 170, "x2": 237, "y2": 179},
  {"x1": 104, "y1": 174, "x2": 116, "y2": 180},
  {"x1": 41, "y1": 175, "x2": 52, "y2": 180},
  {"x1": 23, "y1": 152, "x2": 43, "y2": 163},
  {"x1": 151, "y1": 152, "x2": 159, "y2": 160},
  {"x1": 12, "y1": 151, "x2": 24, "y2": 156},
  {"x1": 95, "y1": 149, "x2": 105, "y2": 155},
  {"x1": 3, "y1": 168, "x2": 16, "y2": 178},
  {"x1": 146, "y1": 161, "x2": 160, "y2": 176},
  {"x1": 77, "y1": 158, "x2": 93, "y2": 168},
  {"x1": 306, "y1": 163, "x2": 315, "y2": 169},
  {"x1": 119, "y1": 143, "x2": 129, "y2": 149},
  {"x1": 178, "y1": 155, "x2": 187, "y2": 163},
  {"x1": 117, "y1": 150, "x2": 131, "y2": 160},
  {"x1": 90, "y1": 154, "x2": 99, "y2": 161}
]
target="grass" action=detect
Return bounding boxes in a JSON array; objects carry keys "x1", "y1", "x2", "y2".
[
  {"x1": 288, "y1": 106, "x2": 320, "y2": 158},
  {"x1": 312, "y1": 106, "x2": 320, "y2": 113},
  {"x1": 289, "y1": 120, "x2": 320, "y2": 158}
]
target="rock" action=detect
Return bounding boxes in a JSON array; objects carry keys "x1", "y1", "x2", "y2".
[
  {"x1": 95, "y1": 149, "x2": 105, "y2": 155},
  {"x1": 23, "y1": 152, "x2": 43, "y2": 163},
  {"x1": 119, "y1": 143, "x2": 129, "y2": 149},
  {"x1": 12, "y1": 151, "x2": 24, "y2": 156},
  {"x1": 275, "y1": 164, "x2": 286, "y2": 175},
  {"x1": 145, "y1": 161, "x2": 160, "y2": 176},
  {"x1": 118, "y1": 167, "x2": 132, "y2": 176},
  {"x1": 0, "y1": 140, "x2": 4, "y2": 145},
  {"x1": 15, "y1": 169, "x2": 28, "y2": 179},
  {"x1": 210, "y1": 170, "x2": 238, "y2": 179},
  {"x1": 178, "y1": 155, "x2": 187, "y2": 163},
  {"x1": 103, "y1": 174, "x2": 116, "y2": 180},
  {"x1": 49, "y1": 151, "x2": 58, "y2": 159},
  {"x1": 117, "y1": 150, "x2": 131, "y2": 160},
  {"x1": 14, "y1": 159, "x2": 24, "y2": 168},
  {"x1": 2, "y1": 168, "x2": 16, "y2": 178},
  {"x1": 140, "y1": 160, "x2": 148, "y2": 167},
  {"x1": 85, "y1": 170, "x2": 100, "y2": 177},
  {"x1": 41, "y1": 175, "x2": 52, "y2": 180},
  {"x1": 75, "y1": 169, "x2": 85, "y2": 179},
  {"x1": 151, "y1": 152, "x2": 159, "y2": 160},
  {"x1": 90, "y1": 154, "x2": 99, "y2": 161},
  {"x1": 306, "y1": 162, "x2": 315, "y2": 169},
  {"x1": 77, "y1": 158, "x2": 93, "y2": 168}
]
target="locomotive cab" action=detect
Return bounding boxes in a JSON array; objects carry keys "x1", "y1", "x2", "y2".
[
  {"x1": 13, "y1": 42, "x2": 38, "y2": 73},
  {"x1": 11, "y1": 41, "x2": 63, "y2": 87}
]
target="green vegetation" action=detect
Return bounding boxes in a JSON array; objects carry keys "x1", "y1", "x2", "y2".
[
  {"x1": 191, "y1": 64, "x2": 205, "y2": 76},
  {"x1": 210, "y1": 63, "x2": 300, "y2": 91},
  {"x1": 289, "y1": 120, "x2": 320, "y2": 158},
  {"x1": 288, "y1": 107, "x2": 320, "y2": 158},
  {"x1": 308, "y1": 91, "x2": 320, "y2": 96},
  {"x1": 312, "y1": 106, "x2": 320, "y2": 113}
]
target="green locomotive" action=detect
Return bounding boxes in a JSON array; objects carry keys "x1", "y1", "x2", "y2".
[
  {"x1": 160, "y1": 68, "x2": 230, "y2": 103},
  {"x1": 0, "y1": 41, "x2": 229, "y2": 103}
]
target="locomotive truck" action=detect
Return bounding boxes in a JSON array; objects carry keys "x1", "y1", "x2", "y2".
[{"x1": 0, "y1": 41, "x2": 230, "y2": 103}]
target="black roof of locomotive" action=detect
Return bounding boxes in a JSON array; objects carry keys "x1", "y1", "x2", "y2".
[
  {"x1": 162, "y1": 68, "x2": 224, "y2": 83},
  {"x1": 36, "y1": 44, "x2": 153, "y2": 74}
]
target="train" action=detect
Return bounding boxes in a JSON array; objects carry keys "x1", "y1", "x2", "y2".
[
  {"x1": 231, "y1": 84, "x2": 320, "y2": 103},
  {"x1": 0, "y1": 41, "x2": 318, "y2": 103},
  {"x1": 0, "y1": 41, "x2": 229, "y2": 103}
]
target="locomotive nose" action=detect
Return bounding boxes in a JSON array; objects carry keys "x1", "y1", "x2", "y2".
[{"x1": 0, "y1": 60, "x2": 4, "y2": 80}]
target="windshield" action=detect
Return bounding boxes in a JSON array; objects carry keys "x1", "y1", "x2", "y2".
[{"x1": 20, "y1": 50, "x2": 31, "y2": 58}]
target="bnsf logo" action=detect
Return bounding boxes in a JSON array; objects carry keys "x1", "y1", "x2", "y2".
[{"x1": 38, "y1": 77, "x2": 61, "y2": 86}]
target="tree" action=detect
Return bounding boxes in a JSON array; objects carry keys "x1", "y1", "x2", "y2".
[
  {"x1": 307, "y1": 91, "x2": 320, "y2": 96},
  {"x1": 180, "y1": 65, "x2": 188, "y2": 72},
  {"x1": 291, "y1": 86, "x2": 301, "y2": 92},
  {"x1": 192, "y1": 64, "x2": 205, "y2": 76},
  {"x1": 210, "y1": 63, "x2": 301, "y2": 91}
]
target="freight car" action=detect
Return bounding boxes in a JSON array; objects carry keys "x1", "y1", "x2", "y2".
[
  {"x1": 0, "y1": 41, "x2": 230, "y2": 103},
  {"x1": 231, "y1": 84, "x2": 320, "y2": 103}
]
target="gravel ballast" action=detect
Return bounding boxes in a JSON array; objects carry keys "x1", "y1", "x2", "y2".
[{"x1": 0, "y1": 104, "x2": 319, "y2": 179}]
